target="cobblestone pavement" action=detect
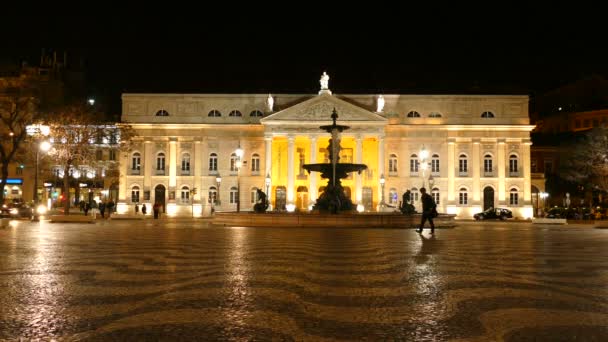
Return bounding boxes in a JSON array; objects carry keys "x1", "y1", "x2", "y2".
[{"x1": 1, "y1": 220, "x2": 607, "y2": 341}]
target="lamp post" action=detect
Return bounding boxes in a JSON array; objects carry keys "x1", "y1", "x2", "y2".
[
  {"x1": 265, "y1": 173, "x2": 271, "y2": 205},
  {"x1": 539, "y1": 191, "x2": 549, "y2": 216},
  {"x1": 235, "y1": 146, "x2": 244, "y2": 212},
  {"x1": 379, "y1": 174, "x2": 386, "y2": 210},
  {"x1": 215, "y1": 175, "x2": 222, "y2": 206},
  {"x1": 34, "y1": 141, "x2": 52, "y2": 204}
]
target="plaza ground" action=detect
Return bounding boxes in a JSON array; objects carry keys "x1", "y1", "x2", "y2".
[{"x1": 1, "y1": 219, "x2": 607, "y2": 341}]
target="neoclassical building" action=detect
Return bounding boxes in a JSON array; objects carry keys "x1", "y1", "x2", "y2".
[{"x1": 117, "y1": 74, "x2": 534, "y2": 219}]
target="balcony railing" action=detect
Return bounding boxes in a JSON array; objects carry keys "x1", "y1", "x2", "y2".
[
  {"x1": 458, "y1": 171, "x2": 469, "y2": 177},
  {"x1": 410, "y1": 171, "x2": 419, "y2": 177},
  {"x1": 156, "y1": 169, "x2": 166, "y2": 175},
  {"x1": 130, "y1": 169, "x2": 140, "y2": 175},
  {"x1": 483, "y1": 170, "x2": 494, "y2": 177},
  {"x1": 509, "y1": 172, "x2": 521, "y2": 177},
  {"x1": 181, "y1": 170, "x2": 190, "y2": 176}
]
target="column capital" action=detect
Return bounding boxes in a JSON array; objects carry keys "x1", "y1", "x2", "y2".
[
  {"x1": 472, "y1": 138, "x2": 481, "y2": 144},
  {"x1": 287, "y1": 135, "x2": 295, "y2": 142},
  {"x1": 497, "y1": 138, "x2": 506, "y2": 145},
  {"x1": 169, "y1": 137, "x2": 178, "y2": 142},
  {"x1": 264, "y1": 134, "x2": 273, "y2": 141}
]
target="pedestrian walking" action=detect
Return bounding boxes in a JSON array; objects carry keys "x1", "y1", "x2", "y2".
[
  {"x1": 107, "y1": 199, "x2": 115, "y2": 219},
  {"x1": 153, "y1": 202, "x2": 161, "y2": 219},
  {"x1": 99, "y1": 202, "x2": 106, "y2": 219},
  {"x1": 141, "y1": 203, "x2": 147, "y2": 216},
  {"x1": 135, "y1": 203, "x2": 139, "y2": 215},
  {"x1": 416, "y1": 187, "x2": 437, "y2": 234}
]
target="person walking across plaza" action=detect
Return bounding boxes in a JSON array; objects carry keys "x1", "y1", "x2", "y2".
[{"x1": 416, "y1": 187, "x2": 437, "y2": 234}]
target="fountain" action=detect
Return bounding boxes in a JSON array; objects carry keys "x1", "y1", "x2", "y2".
[{"x1": 303, "y1": 109, "x2": 367, "y2": 213}]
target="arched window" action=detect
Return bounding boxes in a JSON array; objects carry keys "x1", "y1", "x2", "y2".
[
  {"x1": 510, "y1": 187, "x2": 519, "y2": 205},
  {"x1": 509, "y1": 154, "x2": 519, "y2": 174},
  {"x1": 230, "y1": 186, "x2": 238, "y2": 204},
  {"x1": 208, "y1": 186, "x2": 217, "y2": 204},
  {"x1": 156, "y1": 152, "x2": 165, "y2": 171},
  {"x1": 181, "y1": 186, "x2": 190, "y2": 203},
  {"x1": 389, "y1": 188, "x2": 398, "y2": 205},
  {"x1": 432, "y1": 187, "x2": 440, "y2": 205},
  {"x1": 229, "y1": 110, "x2": 242, "y2": 117},
  {"x1": 131, "y1": 152, "x2": 141, "y2": 170},
  {"x1": 230, "y1": 153, "x2": 238, "y2": 172},
  {"x1": 251, "y1": 187, "x2": 259, "y2": 204},
  {"x1": 389, "y1": 154, "x2": 398, "y2": 174},
  {"x1": 459, "y1": 154, "x2": 468, "y2": 174},
  {"x1": 431, "y1": 154, "x2": 440, "y2": 173},
  {"x1": 251, "y1": 153, "x2": 260, "y2": 172},
  {"x1": 155, "y1": 109, "x2": 169, "y2": 116},
  {"x1": 250, "y1": 110, "x2": 264, "y2": 117},
  {"x1": 459, "y1": 187, "x2": 468, "y2": 205},
  {"x1": 209, "y1": 153, "x2": 218, "y2": 171},
  {"x1": 429, "y1": 112, "x2": 442, "y2": 118},
  {"x1": 484, "y1": 154, "x2": 493, "y2": 174},
  {"x1": 208, "y1": 110, "x2": 221, "y2": 117},
  {"x1": 407, "y1": 111, "x2": 421, "y2": 118},
  {"x1": 131, "y1": 185, "x2": 140, "y2": 203},
  {"x1": 181, "y1": 153, "x2": 191, "y2": 172},
  {"x1": 481, "y1": 111, "x2": 495, "y2": 118},
  {"x1": 410, "y1": 188, "x2": 419, "y2": 204},
  {"x1": 410, "y1": 154, "x2": 419, "y2": 173}
]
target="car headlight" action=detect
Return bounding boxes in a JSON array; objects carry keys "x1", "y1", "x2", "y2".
[
  {"x1": 10, "y1": 208, "x2": 18, "y2": 215},
  {"x1": 37, "y1": 205, "x2": 47, "y2": 215}
]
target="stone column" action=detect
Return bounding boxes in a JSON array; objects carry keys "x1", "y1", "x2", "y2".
[
  {"x1": 447, "y1": 139, "x2": 455, "y2": 202},
  {"x1": 118, "y1": 146, "x2": 128, "y2": 202},
  {"x1": 265, "y1": 135, "x2": 272, "y2": 207},
  {"x1": 169, "y1": 138, "x2": 177, "y2": 191},
  {"x1": 377, "y1": 134, "x2": 385, "y2": 207},
  {"x1": 194, "y1": 140, "x2": 202, "y2": 202},
  {"x1": 355, "y1": 135, "x2": 363, "y2": 203},
  {"x1": 309, "y1": 136, "x2": 317, "y2": 204},
  {"x1": 472, "y1": 139, "x2": 481, "y2": 202},
  {"x1": 144, "y1": 140, "x2": 153, "y2": 198},
  {"x1": 497, "y1": 139, "x2": 506, "y2": 204},
  {"x1": 523, "y1": 140, "x2": 532, "y2": 203},
  {"x1": 287, "y1": 135, "x2": 295, "y2": 205}
]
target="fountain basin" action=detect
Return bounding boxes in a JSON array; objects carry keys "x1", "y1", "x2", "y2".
[{"x1": 213, "y1": 212, "x2": 456, "y2": 228}]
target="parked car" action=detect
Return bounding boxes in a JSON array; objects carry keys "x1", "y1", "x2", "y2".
[
  {"x1": 473, "y1": 207, "x2": 513, "y2": 220},
  {"x1": 0, "y1": 203, "x2": 34, "y2": 218}
]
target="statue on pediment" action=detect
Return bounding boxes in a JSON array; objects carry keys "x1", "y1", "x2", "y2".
[
  {"x1": 377, "y1": 95, "x2": 385, "y2": 112},
  {"x1": 320, "y1": 72, "x2": 330, "y2": 90},
  {"x1": 267, "y1": 94, "x2": 274, "y2": 112}
]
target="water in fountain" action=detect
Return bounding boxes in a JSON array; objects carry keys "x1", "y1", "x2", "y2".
[{"x1": 303, "y1": 109, "x2": 368, "y2": 213}]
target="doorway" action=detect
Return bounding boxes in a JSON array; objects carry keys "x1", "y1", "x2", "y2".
[
  {"x1": 483, "y1": 186, "x2": 494, "y2": 210},
  {"x1": 275, "y1": 186, "x2": 286, "y2": 211},
  {"x1": 155, "y1": 184, "x2": 166, "y2": 213},
  {"x1": 362, "y1": 186, "x2": 373, "y2": 211}
]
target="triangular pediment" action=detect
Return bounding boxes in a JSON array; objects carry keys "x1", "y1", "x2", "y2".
[{"x1": 261, "y1": 94, "x2": 387, "y2": 124}]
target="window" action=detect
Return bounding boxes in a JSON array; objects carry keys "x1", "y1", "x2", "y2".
[
  {"x1": 389, "y1": 188, "x2": 398, "y2": 205},
  {"x1": 209, "y1": 153, "x2": 218, "y2": 171},
  {"x1": 155, "y1": 109, "x2": 169, "y2": 116},
  {"x1": 481, "y1": 111, "x2": 495, "y2": 118},
  {"x1": 96, "y1": 149, "x2": 103, "y2": 160},
  {"x1": 510, "y1": 188, "x2": 519, "y2": 205},
  {"x1": 509, "y1": 154, "x2": 518, "y2": 173},
  {"x1": 156, "y1": 153, "x2": 165, "y2": 170},
  {"x1": 429, "y1": 112, "x2": 442, "y2": 118},
  {"x1": 208, "y1": 110, "x2": 221, "y2": 117},
  {"x1": 410, "y1": 154, "x2": 419, "y2": 173},
  {"x1": 410, "y1": 188, "x2": 419, "y2": 204},
  {"x1": 459, "y1": 187, "x2": 468, "y2": 205},
  {"x1": 181, "y1": 153, "x2": 191, "y2": 172},
  {"x1": 459, "y1": 154, "x2": 468, "y2": 174},
  {"x1": 250, "y1": 110, "x2": 264, "y2": 117},
  {"x1": 432, "y1": 188, "x2": 440, "y2": 205},
  {"x1": 131, "y1": 186, "x2": 140, "y2": 203},
  {"x1": 229, "y1": 110, "x2": 242, "y2": 117},
  {"x1": 431, "y1": 154, "x2": 440, "y2": 173},
  {"x1": 132, "y1": 152, "x2": 141, "y2": 170},
  {"x1": 484, "y1": 154, "x2": 493, "y2": 173},
  {"x1": 109, "y1": 149, "x2": 116, "y2": 161},
  {"x1": 208, "y1": 186, "x2": 217, "y2": 204},
  {"x1": 230, "y1": 186, "x2": 238, "y2": 204},
  {"x1": 389, "y1": 154, "x2": 398, "y2": 173},
  {"x1": 251, "y1": 187, "x2": 258, "y2": 204},
  {"x1": 181, "y1": 186, "x2": 190, "y2": 203},
  {"x1": 407, "y1": 111, "x2": 421, "y2": 118},
  {"x1": 251, "y1": 153, "x2": 260, "y2": 172},
  {"x1": 230, "y1": 153, "x2": 238, "y2": 172},
  {"x1": 544, "y1": 159, "x2": 553, "y2": 174}
]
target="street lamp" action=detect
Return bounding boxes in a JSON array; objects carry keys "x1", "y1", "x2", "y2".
[
  {"x1": 539, "y1": 192, "x2": 549, "y2": 216},
  {"x1": 235, "y1": 145, "x2": 244, "y2": 213},
  {"x1": 379, "y1": 174, "x2": 386, "y2": 210},
  {"x1": 265, "y1": 173, "x2": 271, "y2": 202},
  {"x1": 215, "y1": 175, "x2": 222, "y2": 206},
  {"x1": 419, "y1": 145, "x2": 429, "y2": 188},
  {"x1": 35, "y1": 141, "x2": 52, "y2": 205}
]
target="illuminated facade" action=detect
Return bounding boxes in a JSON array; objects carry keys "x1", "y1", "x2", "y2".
[{"x1": 118, "y1": 74, "x2": 534, "y2": 219}]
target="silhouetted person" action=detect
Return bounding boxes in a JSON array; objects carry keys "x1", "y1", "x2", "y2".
[
  {"x1": 141, "y1": 203, "x2": 147, "y2": 216},
  {"x1": 416, "y1": 187, "x2": 437, "y2": 234},
  {"x1": 134, "y1": 203, "x2": 139, "y2": 214},
  {"x1": 99, "y1": 202, "x2": 106, "y2": 218},
  {"x1": 153, "y1": 202, "x2": 161, "y2": 219},
  {"x1": 106, "y1": 199, "x2": 115, "y2": 218}
]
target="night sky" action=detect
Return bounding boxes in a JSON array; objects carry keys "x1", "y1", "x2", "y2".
[{"x1": 3, "y1": 8, "x2": 606, "y2": 116}]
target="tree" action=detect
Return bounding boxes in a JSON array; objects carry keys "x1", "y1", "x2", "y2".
[
  {"x1": 559, "y1": 127, "x2": 608, "y2": 199},
  {"x1": 0, "y1": 79, "x2": 42, "y2": 205},
  {"x1": 46, "y1": 104, "x2": 136, "y2": 214}
]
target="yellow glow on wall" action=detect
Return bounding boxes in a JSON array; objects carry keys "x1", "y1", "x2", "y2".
[{"x1": 166, "y1": 203, "x2": 177, "y2": 216}]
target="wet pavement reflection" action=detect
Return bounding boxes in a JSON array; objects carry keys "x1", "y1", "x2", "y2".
[{"x1": 1, "y1": 220, "x2": 607, "y2": 341}]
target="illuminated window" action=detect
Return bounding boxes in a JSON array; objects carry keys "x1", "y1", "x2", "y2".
[
  {"x1": 131, "y1": 186, "x2": 140, "y2": 203},
  {"x1": 431, "y1": 154, "x2": 440, "y2": 173},
  {"x1": 209, "y1": 153, "x2": 218, "y2": 171},
  {"x1": 208, "y1": 186, "x2": 217, "y2": 204},
  {"x1": 251, "y1": 153, "x2": 260, "y2": 172},
  {"x1": 432, "y1": 188, "x2": 440, "y2": 205},
  {"x1": 181, "y1": 186, "x2": 190, "y2": 203},
  {"x1": 484, "y1": 154, "x2": 493, "y2": 173},
  {"x1": 459, "y1": 154, "x2": 468, "y2": 173},
  {"x1": 156, "y1": 153, "x2": 165, "y2": 170},
  {"x1": 510, "y1": 188, "x2": 519, "y2": 205},
  {"x1": 181, "y1": 153, "x2": 191, "y2": 171},
  {"x1": 459, "y1": 188, "x2": 468, "y2": 205},
  {"x1": 509, "y1": 154, "x2": 518, "y2": 173},
  {"x1": 230, "y1": 186, "x2": 238, "y2": 204},
  {"x1": 389, "y1": 154, "x2": 398, "y2": 173},
  {"x1": 410, "y1": 154, "x2": 419, "y2": 173}
]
